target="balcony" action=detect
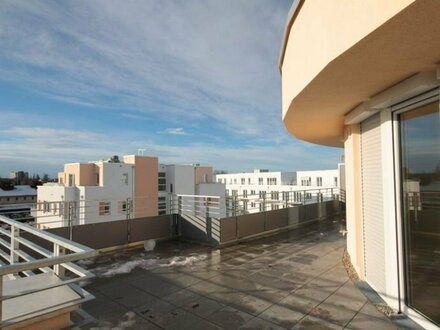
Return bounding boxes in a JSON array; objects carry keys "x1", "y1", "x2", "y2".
[
  {"x1": 1, "y1": 189, "x2": 419, "y2": 329},
  {"x1": 78, "y1": 220, "x2": 401, "y2": 329}
]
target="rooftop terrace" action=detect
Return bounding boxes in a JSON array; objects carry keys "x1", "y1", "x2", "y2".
[{"x1": 79, "y1": 221, "x2": 399, "y2": 330}]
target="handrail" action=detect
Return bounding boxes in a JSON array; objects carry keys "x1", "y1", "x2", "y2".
[{"x1": 0, "y1": 216, "x2": 94, "y2": 253}]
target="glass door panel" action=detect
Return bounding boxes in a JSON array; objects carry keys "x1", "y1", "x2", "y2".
[{"x1": 399, "y1": 101, "x2": 440, "y2": 325}]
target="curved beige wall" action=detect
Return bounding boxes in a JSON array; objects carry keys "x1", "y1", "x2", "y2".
[{"x1": 280, "y1": 0, "x2": 428, "y2": 146}]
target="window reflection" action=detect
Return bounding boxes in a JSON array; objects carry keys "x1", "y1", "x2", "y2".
[{"x1": 399, "y1": 101, "x2": 440, "y2": 325}]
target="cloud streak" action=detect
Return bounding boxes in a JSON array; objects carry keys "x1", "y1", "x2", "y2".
[{"x1": 0, "y1": 1, "x2": 342, "y2": 176}]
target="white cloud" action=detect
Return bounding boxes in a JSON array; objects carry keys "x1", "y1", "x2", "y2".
[
  {"x1": 0, "y1": 126, "x2": 341, "y2": 177},
  {"x1": 0, "y1": 0, "x2": 292, "y2": 138},
  {"x1": 162, "y1": 128, "x2": 189, "y2": 136}
]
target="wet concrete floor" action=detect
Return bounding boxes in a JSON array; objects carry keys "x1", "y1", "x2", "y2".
[{"x1": 80, "y1": 221, "x2": 398, "y2": 329}]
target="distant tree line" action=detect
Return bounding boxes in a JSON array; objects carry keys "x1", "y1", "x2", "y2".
[{"x1": 0, "y1": 174, "x2": 55, "y2": 190}]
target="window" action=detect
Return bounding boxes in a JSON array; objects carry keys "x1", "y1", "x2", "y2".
[
  {"x1": 96, "y1": 173, "x2": 100, "y2": 185},
  {"x1": 334, "y1": 177, "x2": 338, "y2": 186},
  {"x1": 250, "y1": 190, "x2": 256, "y2": 195},
  {"x1": 316, "y1": 177, "x2": 322, "y2": 186},
  {"x1": 99, "y1": 202, "x2": 111, "y2": 216},
  {"x1": 282, "y1": 192, "x2": 289, "y2": 202},
  {"x1": 241, "y1": 178, "x2": 245, "y2": 184},
  {"x1": 301, "y1": 177, "x2": 311, "y2": 186},
  {"x1": 271, "y1": 191, "x2": 279, "y2": 200},
  {"x1": 259, "y1": 178, "x2": 263, "y2": 185},
  {"x1": 234, "y1": 178, "x2": 237, "y2": 184},
  {"x1": 170, "y1": 183, "x2": 173, "y2": 193},
  {"x1": 122, "y1": 173, "x2": 129, "y2": 185},
  {"x1": 259, "y1": 191, "x2": 266, "y2": 199},
  {"x1": 118, "y1": 201, "x2": 127, "y2": 214},
  {"x1": 158, "y1": 197, "x2": 167, "y2": 215},
  {"x1": 243, "y1": 190, "x2": 247, "y2": 198},
  {"x1": 68, "y1": 174, "x2": 75, "y2": 186},
  {"x1": 158, "y1": 174, "x2": 166, "y2": 191},
  {"x1": 43, "y1": 201, "x2": 50, "y2": 213}
]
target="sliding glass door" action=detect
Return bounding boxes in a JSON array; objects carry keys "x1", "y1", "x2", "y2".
[{"x1": 399, "y1": 101, "x2": 440, "y2": 325}]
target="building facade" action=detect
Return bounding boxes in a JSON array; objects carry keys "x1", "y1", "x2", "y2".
[
  {"x1": 279, "y1": 1, "x2": 439, "y2": 328},
  {"x1": 158, "y1": 164, "x2": 225, "y2": 216},
  {"x1": 0, "y1": 185, "x2": 37, "y2": 220},
  {"x1": 37, "y1": 155, "x2": 158, "y2": 228},
  {"x1": 216, "y1": 168, "x2": 342, "y2": 214},
  {"x1": 37, "y1": 158, "x2": 226, "y2": 228}
]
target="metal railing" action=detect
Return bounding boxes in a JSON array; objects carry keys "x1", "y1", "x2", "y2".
[
  {"x1": 225, "y1": 187, "x2": 345, "y2": 217},
  {"x1": 169, "y1": 194, "x2": 225, "y2": 219},
  {"x1": 0, "y1": 215, "x2": 97, "y2": 325},
  {"x1": 1, "y1": 188, "x2": 345, "y2": 231}
]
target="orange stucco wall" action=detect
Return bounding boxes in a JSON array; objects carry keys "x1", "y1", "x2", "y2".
[
  {"x1": 60, "y1": 163, "x2": 98, "y2": 186},
  {"x1": 194, "y1": 166, "x2": 213, "y2": 185},
  {"x1": 124, "y1": 155, "x2": 158, "y2": 218}
]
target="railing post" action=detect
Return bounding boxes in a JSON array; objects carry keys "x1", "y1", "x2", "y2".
[
  {"x1": 10, "y1": 225, "x2": 19, "y2": 265},
  {"x1": 68, "y1": 202, "x2": 73, "y2": 240},
  {"x1": 178, "y1": 196, "x2": 182, "y2": 215},
  {"x1": 206, "y1": 197, "x2": 211, "y2": 241},
  {"x1": 53, "y1": 243, "x2": 65, "y2": 278},
  {"x1": 0, "y1": 274, "x2": 3, "y2": 321},
  {"x1": 233, "y1": 195, "x2": 237, "y2": 217}
]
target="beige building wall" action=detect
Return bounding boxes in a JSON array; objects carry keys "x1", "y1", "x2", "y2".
[
  {"x1": 344, "y1": 125, "x2": 364, "y2": 278},
  {"x1": 194, "y1": 166, "x2": 213, "y2": 185},
  {"x1": 124, "y1": 155, "x2": 158, "y2": 218},
  {"x1": 279, "y1": 0, "x2": 440, "y2": 147},
  {"x1": 281, "y1": 0, "x2": 415, "y2": 115},
  {"x1": 59, "y1": 163, "x2": 98, "y2": 186}
]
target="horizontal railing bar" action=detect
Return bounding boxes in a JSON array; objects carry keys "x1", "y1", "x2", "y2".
[
  {"x1": 0, "y1": 249, "x2": 97, "y2": 276},
  {"x1": 14, "y1": 236, "x2": 52, "y2": 258},
  {"x1": 0, "y1": 215, "x2": 94, "y2": 253}
]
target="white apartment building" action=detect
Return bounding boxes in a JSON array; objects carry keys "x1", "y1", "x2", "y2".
[
  {"x1": 158, "y1": 164, "x2": 225, "y2": 217},
  {"x1": 37, "y1": 155, "x2": 158, "y2": 228},
  {"x1": 37, "y1": 158, "x2": 226, "y2": 228},
  {"x1": 216, "y1": 167, "x2": 343, "y2": 214}
]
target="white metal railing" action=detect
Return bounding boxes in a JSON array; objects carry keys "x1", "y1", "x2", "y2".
[
  {"x1": 224, "y1": 187, "x2": 345, "y2": 217},
  {"x1": 0, "y1": 215, "x2": 97, "y2": 326},
  {"x1": 169, "y1": 194, "x2": 225, "y2": 219},
  {"x1": 169, "y1": 188, "x2": 345, "y2": 219},
  {"x1": 1, "y1": 189, "x2": 346, "y2": 229}
]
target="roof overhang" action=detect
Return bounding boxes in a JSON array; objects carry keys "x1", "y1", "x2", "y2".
[{"x1": 280, "y1": 0, "x2": 440, "y2": 147}]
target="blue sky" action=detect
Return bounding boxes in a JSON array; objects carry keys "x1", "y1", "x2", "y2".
[{"x1": 0, "y1": 0, "x2": 341, "y2": 177}]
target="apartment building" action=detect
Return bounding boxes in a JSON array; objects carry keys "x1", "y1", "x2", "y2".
[
  {"x1": 0, "y1": 185, "x2": 36, "y2": 220},
  {"x1": 279, "y1": 1, "x2": 439, "y2": 328},
  {"x1": 37, "y1": 155, "x2": 158, "y2": 228},
  {"x1": 37, "y1": 157, "x2": 226, "y2": 228},
  {"x1": 158, "y1": 164, "x2": 225, "y2": 215},
  {"x1": 216, "y1": 167, "x2": 342, "y2": 213}
]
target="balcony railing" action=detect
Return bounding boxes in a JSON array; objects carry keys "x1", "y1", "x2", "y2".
[{"x1": 0, "y1": 215, "x2": 97, "y2": 328}]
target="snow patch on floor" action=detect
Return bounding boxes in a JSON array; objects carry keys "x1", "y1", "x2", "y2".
[{"x1": 91, "y1": 254, "x2": 207, "y2": 277}]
